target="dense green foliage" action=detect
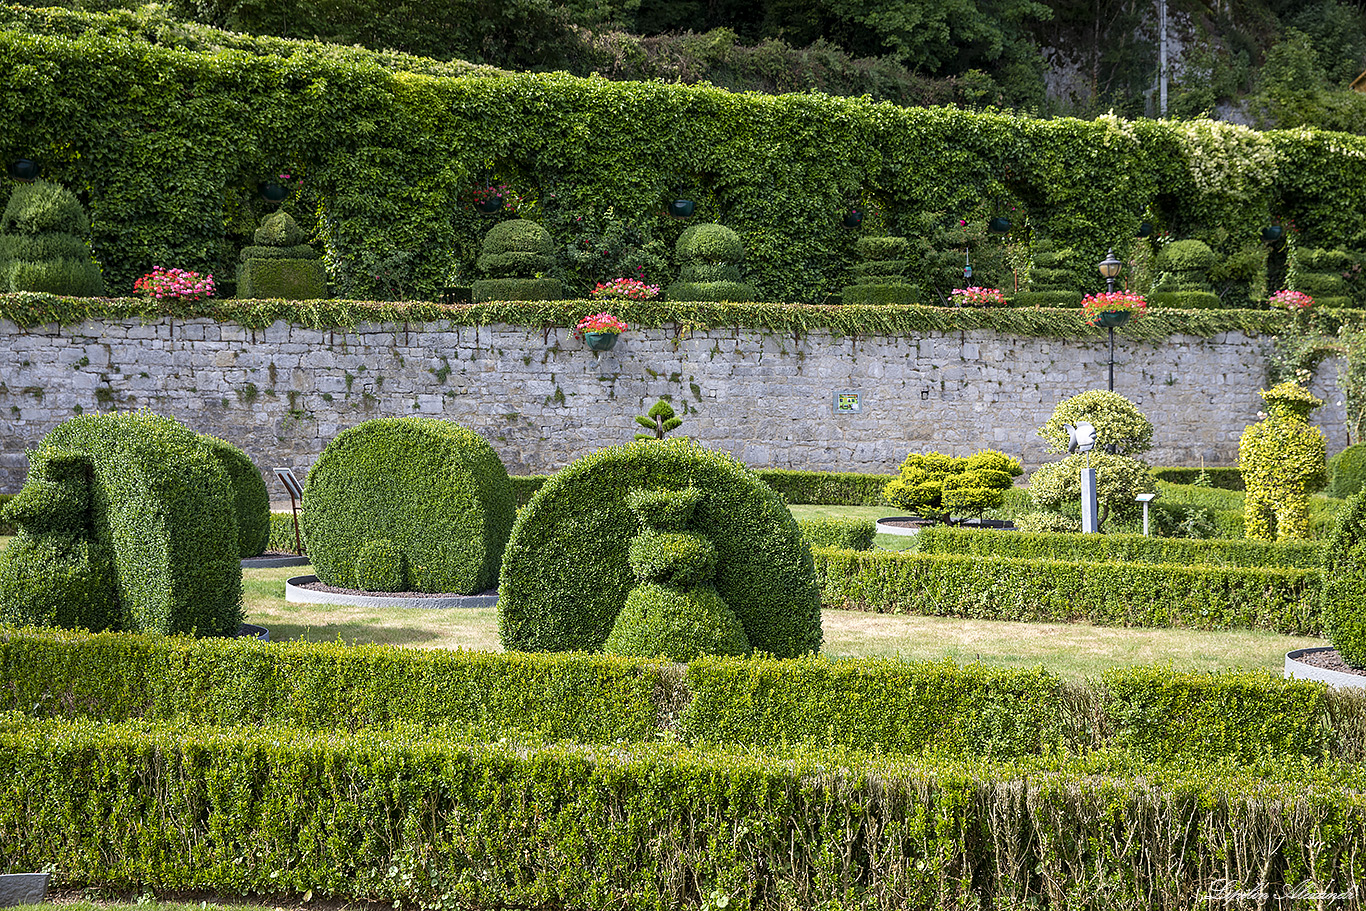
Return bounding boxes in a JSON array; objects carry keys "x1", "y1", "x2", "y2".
[
  {"x1": 4, "y1": 6, "x2": 1366, "y2": 302},
  {"x1": 0, "y1": 179, "x2": 103, "y2": 296},
  {"x1": 1321, "y1": 490, "x2": 1366, "y2": 667},
  {"x1": 4, "y1": 712, "x2": 1365, "y2": 910},
  {"x1": 1038, "y1": 389, "x2": 1153, "y2": 456},
  {"x1": 267, "y1": 510, "x2": 304, "y2": 553},
  {"x1": 499, "y1": 438, "x2": 821, "y2": 657},
  {"x1": 1328, "y1": 443, "x2": 1366, "y2": 499},
  {"x1": 916, "y1": 525, "x2": 1323, "y2": 568},
  {"x1": 473, "y1": 219, "x2": 563, "y2": 302},
  {"x1": 1150, "y1": 466, "x2": 1245, "y2": 490},
  {"x1": 812, "y1": 546, "x2": 1322, "y2": 635},
  {"x1": 1240, "y1": 381, "x2": 1328, "y2": 540},
  {"x1": 200, "y1": 434, "x2": 270, "y2": 558},
  {"x1": 883, "y1": 450, "x2": 1022, "y2": 520},
  {"x1": 756, "y1": 469, "x2": 892, "y2": 505},
  {"x1": 666, "y1": 223, "x2": 756, "y2": 302},
  {"x1": 1, "y1": 627, "x2": 1358, "y2": 763},
  {"x1": 302, "y1": 418, "x2": 515, "y2": 595},
  {"x1": 0, "y1": 411, "x2": 240, "y2": 635},
  {"x1": 797, "y1": 516, "x2": 876, "y2": 551}
]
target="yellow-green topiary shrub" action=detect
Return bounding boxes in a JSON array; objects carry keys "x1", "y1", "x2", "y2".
[
  {"x1": 883, "y1": 450, "x2": 1022, "y2": 521},
  {"x1": 1239, "y1": 381, "x2": 1327, "y2": 541}
]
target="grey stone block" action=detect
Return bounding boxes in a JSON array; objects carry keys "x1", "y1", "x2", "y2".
[{"x1": 0, "y1": 873, "x2": 49, "y2": 906}]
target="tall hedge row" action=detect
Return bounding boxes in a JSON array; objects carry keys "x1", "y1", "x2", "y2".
[
  {"x1": 4, "y1": 716, "x2": 1365, "y2": 911},
  {"x1": 3, "y1": 6, "x2": 1366, "y2": 301}
]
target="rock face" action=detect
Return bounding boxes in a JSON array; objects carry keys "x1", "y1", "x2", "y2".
[{"x1": 237, "y1": 211, "x2": 326, "y2": 300}]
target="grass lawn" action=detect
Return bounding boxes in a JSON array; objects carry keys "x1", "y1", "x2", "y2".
[{"x1": 244, "y1": 564, "x2": 1321, "y2": 679}]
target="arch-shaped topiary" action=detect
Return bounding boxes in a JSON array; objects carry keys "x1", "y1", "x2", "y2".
[
  {"x1": 199, "y1": 435, "x2": 271, "y2": 558},
  {"x1": 302, "y1": 417, "x2": 515, "y2": 595},
  {"x1": 498, "y1": 438, "x2": 821, "y2": 657},
  {"x1": 1321, "y1": 489, "x2": 1366, "y2": 667},
  {"x1": 0, "y1": 410, "x2": 241, "y2": 635}
]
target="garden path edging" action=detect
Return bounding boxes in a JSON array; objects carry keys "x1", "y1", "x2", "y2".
[{"x1": 286, "y1": 575, "x2": 498, "y2": 609}]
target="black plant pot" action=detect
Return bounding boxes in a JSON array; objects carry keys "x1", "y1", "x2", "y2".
[
  {"x1": 987, "y1": 216, "x2": 1011, "y2": 234},
  {"x1": 842, "y1": 211, "x2": 864, "y2": 228},
  {"x1": 260, "y1": 182, "x2": 287, "y2": 202},
  {"x1": 8, "y1": 159, "x2": 38, "y2": 182},
  {"x1": 477, "y1": 197, "x2": 504, "y2": 214},
  {"x1": 668, "y1": 199, "x2": 695, "y2": 218},
  {"x1": 1136, "y1": 221, "x2": 1152, "y2": 238},
  {"x1": 1262, "y1": 225, "x2": 1285, "y2": 243}
]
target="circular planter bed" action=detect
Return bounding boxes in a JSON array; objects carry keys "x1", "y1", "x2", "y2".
[
  {"x1": 286, "y1": 574, "x2": 498, "y2": 609},
  {"x1": 875, "y1": 516, "x2": 936, "y2": 536},
  {"x1": 242, "y1": 552, "x2": 310, "y2": 568},
  {"x1": 1285, "y1": 646, "x2": 1366, "y2": 689},
  {"x1": 238, "y1": 623, "x2": 270, "y2": 641}
]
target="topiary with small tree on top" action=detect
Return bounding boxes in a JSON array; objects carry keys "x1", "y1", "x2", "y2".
[{"x1": 635, "y1": 399, "x2": 683, "y2": 441}]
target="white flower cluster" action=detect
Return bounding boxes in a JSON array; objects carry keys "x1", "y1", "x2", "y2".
[{"x1": 1175, "y1": 119, "x2": 1281, "y2": 201}]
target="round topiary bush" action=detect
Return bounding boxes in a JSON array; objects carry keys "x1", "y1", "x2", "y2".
[
  {"x1": 200, "y1": 435, "x2": 270, "y2": 558},
  {"x1": 498, "y1": 438, "x2": 821, "y2": 657},
  {"x1": 302, "y1": 417, "x2": 515, "y2": 595},
  {"x1": 0, "y1": 410, "x2": 241, "y2": 635},
  {"x1": 355, "y1": 539, "x2": 408, "y2": 592},
  {"x1": 1038, "y1": 390, "x2": 1154, "y2": 456},
  {"x1": 1321, "y1": 490, "x2": 1366, "y2": 668},
  {"x1": 675, "y1": 223, "x2": 744, "y2": 263},
  {"x1": 1329, "y1": 443, "x2": 1366, "y2": 499}
]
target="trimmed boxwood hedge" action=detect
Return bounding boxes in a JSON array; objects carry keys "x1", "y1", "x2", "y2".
[
  {"x1": 915, "y1": 525, "x2": 1323, "y2": 568},
  {"x1": 200, "y1": 434, "x2": 271, "y2": 558},
  {"x1": 1321, "y1": 490, "x2": 1366, "y2": 667},
  {"x1": 1150, "y1": 465, "x2": 1245, "y2": 490},
  {"x1": 5, "y1": 715, "x2": 1366, "y2": 910},
  {"x1": 0, "y1": 411, "x2": 241, "y2": 636},
  {"x1": 498, "y1": 438, "x2": 821, "y2": 657},
  {"x1": 302, "y1": 417, "x2": 515, "y2": 595},
  {"x1": 2, "y1": 627, "x2": 1361, "y2": 763},
  {"x1": 797, "y1": 516, "x2": 876, "y2": 550},
  {"x1": 812, "y1": 547, "x2": 1323, "y2": 634}
]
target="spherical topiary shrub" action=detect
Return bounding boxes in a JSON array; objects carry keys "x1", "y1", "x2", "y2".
[
  {"x1": 200, "y1": 435, "x2": 270, "y2": 558},
  {"x1": 1328, "y1": 444, "x2": 1366, "y2": 500},
  {"x1": 667, "y1": 223, "x2": 758, "y2": 302},
  {"x1": 498, "y1": 438, "x2": 821, "y2": 657},
  {"x1": 0, "y1": 410, "x2": 241, "y2": 635},
  {"x1": 472, "y1": 219, "x2": 562, "y2": 302},
  {"x1": 1320, "y1": 490, "x2": 1366, "y2": 667},
  {"x1": 302, "y1": 418, "x2": 515, "y2": 595}
]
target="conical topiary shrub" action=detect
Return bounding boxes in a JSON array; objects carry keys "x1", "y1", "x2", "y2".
[
  {"x1": 472, "y1": 219, "x2": 563, "y2": 302},
  {"x1": 237, "y1": 211, "x2": 326, "y2": 300},
  {"x1": 666, "y1": 223, "x2": 757, "y2": 301},
  {"x1": 841, "y1": 236, "x2": 916, "y2": 305},
  {"x1": 0, "y1": 179, "x2": 104, "y2": 296},
  {"x1": 1011, "y1": 238, "x2": 1083, "y2": 307}
]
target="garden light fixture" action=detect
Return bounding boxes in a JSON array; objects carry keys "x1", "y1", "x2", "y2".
[{"x1": 1098, "y1": 249, "x2": 1122, "y2": 293}]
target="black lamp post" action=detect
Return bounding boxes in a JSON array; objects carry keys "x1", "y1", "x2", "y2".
[{"x1": 1098, "y1": 249, "x2": 1124, "y2": 391}]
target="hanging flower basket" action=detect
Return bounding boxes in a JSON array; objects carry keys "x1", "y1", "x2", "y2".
[
  {"x1": 477, "y1": 197, "x2": 504, "y2": 213},
  {"x1": 583, "y1": 331, "x2": 619, "y2": 351},
  {"x1": 843, "y1": 210, "x2": 864, "y2": 228},
  {"x1": 668, "y1": 199, "x2": 695, "y2": 218},
  {"x1": 8, "y1": 159, "x2": 38, "y2": 182},
  {"x1": 259, "y1": 182, "x2": 287, "y2": 202},
  {"x1": 574, "y1": 312, "x2": 628, "y2": 352},
  {"x1": 1262, "y1": 225, "x2": 1285, "y2": 243},
  {"x1": 1081, "y1": 291, "x2": 1147, "y2": 327},
  {"x1": 987, "y1": 216, "x2": 1011, "y2": 234}
]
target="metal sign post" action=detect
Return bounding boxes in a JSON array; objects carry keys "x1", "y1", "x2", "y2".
[
  {"x1": 1066, "y1": 422, "x2": 1100, "y2": 534},
  {"x1": 273, "y1": 468, "x2": 304, "y2": 555}
]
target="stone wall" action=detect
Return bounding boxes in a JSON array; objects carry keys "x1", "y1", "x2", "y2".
[{"x1": 0, "y1": 317, "x2": 1349, "y2": 491}]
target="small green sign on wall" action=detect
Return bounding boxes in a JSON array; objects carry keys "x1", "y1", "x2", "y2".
[{"x1": 834, "y1": 391, "x2": 861, "y2": 414}]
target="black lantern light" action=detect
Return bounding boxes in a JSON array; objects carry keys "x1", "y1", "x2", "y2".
[{"x1": 1097, "y1": 248, "x2": 1125, "y2": 392}]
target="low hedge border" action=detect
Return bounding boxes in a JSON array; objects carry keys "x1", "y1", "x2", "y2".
[
  {"x1": 3, "y1": 627, "x2": 1362, "y2": 764},
  {"x1": 1151, "y1": 466, "x2": 1245, "y2": 490},
  {"x1": 0, "y1": 292, "x2": 1313, "y2": 340},
  {"x1": 796, "y1": 517, "x2": 876, "y2": 550},
  {"x1": 915, "y1": 525, "x2": 1323, "y2": 568},
  {"x1": 267, "y1": 511, "x2": 304, "y2": 554},
  {"x1": 510, "y1": 470, "x2": 895, "y2": 507},
  {"x1": 811, "y1": 547, "x2": 1323, "y2": 635},
  {"x1": 2, "y1": 715, "x2": 1364, "y2": 911}
]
